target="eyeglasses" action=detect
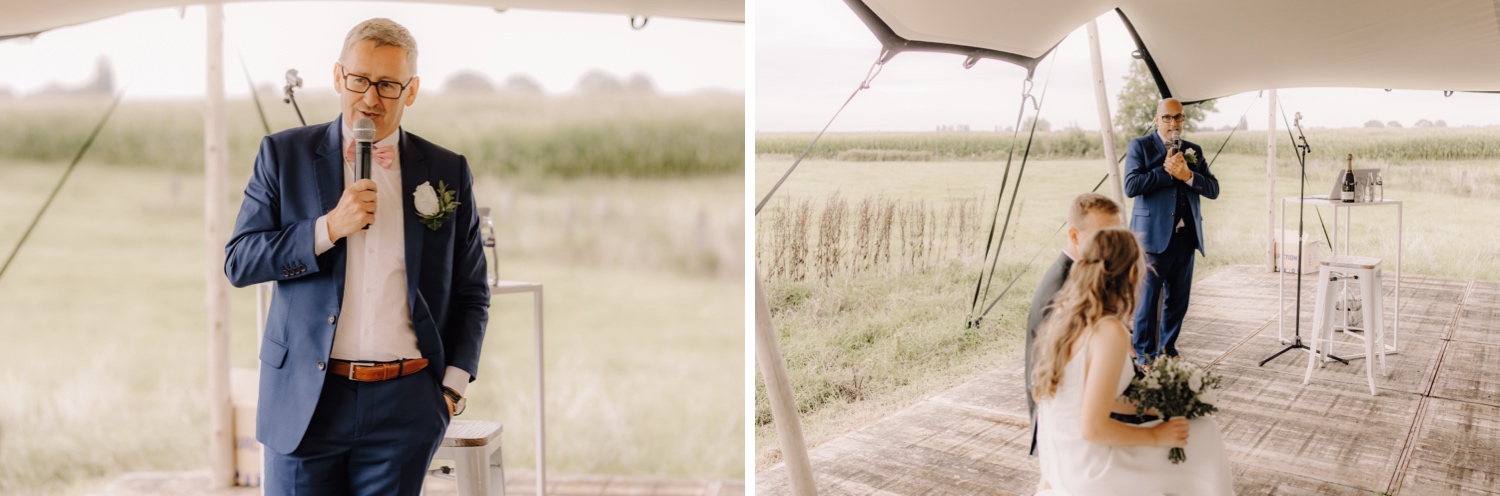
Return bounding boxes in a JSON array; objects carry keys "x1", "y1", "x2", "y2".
[
  {"x1": 1159, "y1": 113, "x2": 1185, "y2": 123},
  {"x1": 339, "y1": 65, "x2": 413, "y2": 99}
]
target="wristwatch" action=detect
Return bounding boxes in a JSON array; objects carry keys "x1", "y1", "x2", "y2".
[{"x1": 442, "y1": 386, "x2": 467, "y2": 416}]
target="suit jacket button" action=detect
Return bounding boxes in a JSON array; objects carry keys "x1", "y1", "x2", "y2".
[
  {"x1": 317, "y1": 361, "x2": 326, "y2": 370},
  {"x1": 328, "y1": 315, "x2": 336, "y2": 325}
]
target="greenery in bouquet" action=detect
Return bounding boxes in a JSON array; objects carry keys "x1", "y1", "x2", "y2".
[{"x1": 1122, "y1": 356, "x2": 1222, "y2": 464}]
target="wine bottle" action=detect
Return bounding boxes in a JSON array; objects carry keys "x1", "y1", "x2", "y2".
[{"x1": 1341, "y1": 154, "x2": 1356, "y2": 203}]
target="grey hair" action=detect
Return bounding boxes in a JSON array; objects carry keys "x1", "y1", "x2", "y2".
[{"x1": 340, "y1": 18, "x2": 419, "y2": 75}]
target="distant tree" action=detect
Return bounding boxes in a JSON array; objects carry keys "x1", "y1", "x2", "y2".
[
  {"x1": 502, "y1": 74, "x2": 544, "y2": 95},
  {"x1": 576, "y1": 69, "x2": 622, "y2": 93},
  {"x1": 1435, "y1": 120, "x2": 1448, "y2": 128},
  {"x1": 1236, "y1": 115, "x2": 1249, "y2": 131},
  {"x1": 1114, "y1": 60, "x2": 1217, "y2": 137},
  {"x1": 444, "y1": 70, "x2": 495, "y2": 94},
  {"x1": 1022, "y1": 116, "x2": 1051, "y2": 132},
  {"x1": 624, "y1": 73, "x2": 656, "y2": 94},
  {"x1": 1218, "y1": 125, "x2": 1233, "y2": 132},
  {"x1": 1415, "y1": 119, "x2": 1434, "y2": 128},
  {"x1": 1387, "y1": 120, "x2": 1403, "y2": 128},
  {"x1": 84, "y1": 57, "x2": 114, "y2": 94},
  {"x1": 1364, "y1": 120, "x2": 1385, "y2": 128}
]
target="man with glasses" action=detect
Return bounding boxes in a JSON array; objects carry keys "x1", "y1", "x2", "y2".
[
  {"x1": 225, "y1": 18, "x2": 489, "y2": 495},
  {"x1": 1123, "y1": 97, "x2": 1220, "y2": 367}
]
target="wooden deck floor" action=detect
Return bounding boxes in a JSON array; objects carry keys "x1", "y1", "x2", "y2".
[
  {"x1": 756, "y1": 266, "x2": 1500, "y2": 495},
  {"x1": 92, "y1": 471, "x2": 744, "y2": 496}
]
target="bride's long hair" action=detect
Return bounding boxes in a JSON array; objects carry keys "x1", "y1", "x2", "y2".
[{"x1": 1031, "y1": 227, "x2": 1146, "y2": 401}]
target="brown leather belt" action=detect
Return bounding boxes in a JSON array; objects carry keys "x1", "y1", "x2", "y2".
[{"x1": 329, "y1": 358, "x2": 428, "y2": 382}]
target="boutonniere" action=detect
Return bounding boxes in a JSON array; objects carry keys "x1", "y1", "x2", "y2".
[
  {"x1": 413, "y1": 180, "x2": 460, "y2": 230},
  {"x1": 1184, "y1": 148, "x2": 1200, "y2": 166}
]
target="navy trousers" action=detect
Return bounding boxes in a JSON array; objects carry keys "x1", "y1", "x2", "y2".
[
  {"x1": 264, "y1": 370, "x2": 450, "y2": 496},
  {"x1": 1133, "y1": 227, "x2": 1197, "y2": 365}
]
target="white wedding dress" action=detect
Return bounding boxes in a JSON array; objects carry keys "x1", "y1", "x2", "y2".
[{"x1": 1035, "y1": 324, "x2": 1235, "y2": 496}]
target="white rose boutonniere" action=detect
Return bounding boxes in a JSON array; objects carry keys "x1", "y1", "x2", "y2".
[
  {"x1": 1184, "y1": 148, "x2": 1199, "y2": 166},
  {"x1": 413, "y1": 180, "x2": 460, "y2": 230}
]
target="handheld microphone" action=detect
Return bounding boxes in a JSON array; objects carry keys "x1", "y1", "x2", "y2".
[
  {"x1": 1168, "y1": 130, "x2": 1182, "y2": 155},
  {"x1": 354, "y1": 117, "x2": 376, "y2": 230}
]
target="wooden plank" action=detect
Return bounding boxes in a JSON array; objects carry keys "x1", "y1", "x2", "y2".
[
  {"x1": 1204, "y1": 365, "x2": 1419, "y2": 491},
  {"x1": 1220, "y1": 334, "x2": 1443, "y2": 395},
  {"x1": 1229, "y1": 463, "x2": 1380, "y2": 495},
  {"x1": 1430, "y1": 341, "x2": 1500, "y2": 409},
  {"x1": 928, "y1": 361, "x2": 1030, "y2": 421},
  {"x1": 1395, "y1": 398, "x2": 1500, "y2": 495}
]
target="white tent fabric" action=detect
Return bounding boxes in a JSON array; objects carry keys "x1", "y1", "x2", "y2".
[
  {"x1": 850, "y1": 0, "x2": 1500, "y2": 102},
  {"x1": 0, "y1": 0, "x2": 742, "y2": 39}
]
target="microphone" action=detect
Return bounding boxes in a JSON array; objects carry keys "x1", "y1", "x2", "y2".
[
  {"x1": 354, "y1": 117, "x2": 376, "y2": 230},
  {"x1": 354, "y1": 117, "x2": 375, "y2": 180},
  {"x1": 1168, "y1": 130, "x2": 1182, "y2": 155}
]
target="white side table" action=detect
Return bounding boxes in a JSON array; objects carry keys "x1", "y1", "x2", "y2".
[
  {"x1": 1279, "y1": 197, "x2": 1402, "y2": 353},
  {"x1": 491, "y1": 280, "x2": 546, "y2": 496}
]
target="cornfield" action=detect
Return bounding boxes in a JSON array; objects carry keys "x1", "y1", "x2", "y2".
[{"x1": 757, "y1": 127, "x2": 1500, "y2": 163}]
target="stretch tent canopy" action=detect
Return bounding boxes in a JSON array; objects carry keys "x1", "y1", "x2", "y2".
[
  {"x1": 846, "y1": 0, "x2": 1500, "y2": 102},
  {"x1": 0, "y1": 0, "x2": 742, "y2": 40}
]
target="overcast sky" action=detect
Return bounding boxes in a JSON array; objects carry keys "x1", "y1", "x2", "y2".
[
  {"x1": 755, "y1": 0, "x2": 1500, "y2": 132},
  {"x1": 0, "y1": 2, "x2": 744, "y2": 99}
]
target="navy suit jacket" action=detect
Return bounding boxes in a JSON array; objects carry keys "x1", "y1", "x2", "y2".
[
  {"x1": 1123, "y1": 134, "x2": 1220, "y2": 255},
  {"x1": 224, "y1": 116, "x2": 489, "y2": 455}
]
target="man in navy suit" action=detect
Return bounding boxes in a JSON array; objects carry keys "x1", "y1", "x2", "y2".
[
  {"x1": 1124, "y1": 98, "x2": 1219, "y2": 366},
  {"x1": 224, "y1": 18, "x2": 488, "y2": 495}
]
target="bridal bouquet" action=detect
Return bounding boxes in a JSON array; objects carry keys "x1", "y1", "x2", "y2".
[{"x1": 1123, "y1": 356, "x2": 1222, "y2": 464}]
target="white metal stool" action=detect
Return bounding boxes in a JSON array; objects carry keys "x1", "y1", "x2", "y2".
[
  {"x1": 425, "y1": 420, "x2": 506, "y2": 496},
  {"x1": 1304, "y1": 255, "x2": 1387, "y2": 395}
]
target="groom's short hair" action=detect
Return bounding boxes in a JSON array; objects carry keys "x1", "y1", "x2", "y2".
[{"x1": 1067, "y1": 193, "x2": 1119, "y2": 232}]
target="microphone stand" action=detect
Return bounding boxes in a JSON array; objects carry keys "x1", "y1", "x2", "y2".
[
  {"x1": 1261, "y1": 113, "x2": 1346, "y2": 367},
  {"x1": 283, "y1": 69, "x2": 306, "y2": 126}
]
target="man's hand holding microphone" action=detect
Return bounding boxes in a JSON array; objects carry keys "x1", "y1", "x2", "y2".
[{"x1": 327, "y1": 117, "x2": 378, "y2": 243}]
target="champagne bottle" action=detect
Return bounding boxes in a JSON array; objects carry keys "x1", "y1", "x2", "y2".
[{"x1": 1341, "y1": 154, "x2": 1356, "y2": 203}]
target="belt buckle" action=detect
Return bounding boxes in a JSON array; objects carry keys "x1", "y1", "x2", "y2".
[{"x1": 349, "y1": 361, "x2": 376, "y2": 381}]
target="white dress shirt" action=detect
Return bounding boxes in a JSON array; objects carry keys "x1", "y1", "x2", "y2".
[{"x1": 314, "y1": 124, "x2": 470, "y2": 396}]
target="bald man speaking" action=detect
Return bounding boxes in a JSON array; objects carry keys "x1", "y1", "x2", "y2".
[{"x1": 1123, "y1": 98, "x2": 1219, "y2": 366}]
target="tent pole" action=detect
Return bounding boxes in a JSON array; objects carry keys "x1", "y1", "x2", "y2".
[
  {"x1": 755, "y1": 269, "x2": 817, "y2": 495},
  {"x1": 204, "y1": 3, "x2": 234, "y2": 488},
  {"x1": 1265, "y1": 89, "x2": 1278, "y2": 272},
  {"x1": 1087, "y1": 20, "x2": 1126, "y2": 216}
]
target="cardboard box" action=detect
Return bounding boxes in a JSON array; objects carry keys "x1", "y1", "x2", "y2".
[
  {"x1": 1276, "y1": 230, "x2": 1324, "y2": 274},
  {"x1": 231, "y1": 368, "x2": 262, "y2": 487}
]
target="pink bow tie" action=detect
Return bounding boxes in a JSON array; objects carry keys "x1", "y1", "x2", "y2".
[{"x1": 345, "y1": 140, "x2": 395, "y2": 169}]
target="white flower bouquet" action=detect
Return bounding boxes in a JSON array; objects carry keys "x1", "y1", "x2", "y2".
[{"x1": 1123, "y1": 356, "x2": 1222, "y2": 464}]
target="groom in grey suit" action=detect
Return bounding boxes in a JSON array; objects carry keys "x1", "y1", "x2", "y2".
[{"x1": 1025, "y1": 193, "x2": 1120, "y2": 456}]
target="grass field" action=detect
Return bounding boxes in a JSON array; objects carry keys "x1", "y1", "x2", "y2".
[
  {"x1": 752, "y1": 131, "x2": 1500, "y2": 468},
  {"x1": 0, "y1": 93, "x2": 745, "y2": 495}
]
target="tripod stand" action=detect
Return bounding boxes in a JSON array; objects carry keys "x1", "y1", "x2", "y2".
[{"x1": 1261, "y1": 112, "x2": 1346, "y2": 367}]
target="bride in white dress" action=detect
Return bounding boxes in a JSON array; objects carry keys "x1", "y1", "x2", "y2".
[{"x1": 1032, "y1": 228, "x2": 1234, "y2": 495}]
